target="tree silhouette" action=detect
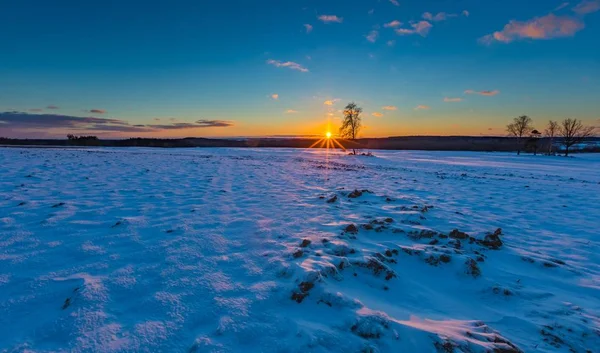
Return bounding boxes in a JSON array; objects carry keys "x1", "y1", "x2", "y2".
[
  {"x1": 339, "y1": 102, "x2": 362, "y2": 155},
  {"x1": 544, "y1": 120, "x2": 559, "y2": 154},
  {"x1": 506, "y1": 115, "x2": 533, "y2": 155},
  {"x1": 559, "y1": 118, "x2": 595, "y2": 156}
]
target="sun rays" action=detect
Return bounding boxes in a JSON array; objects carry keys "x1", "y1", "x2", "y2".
[{"x1": 306, "y1": 132, "x2": 347, "y2": 152}]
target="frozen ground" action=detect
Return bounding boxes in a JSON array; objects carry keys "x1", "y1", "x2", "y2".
[{"x1": 1, "y1": 147, "x2": 599, "y2": 353}]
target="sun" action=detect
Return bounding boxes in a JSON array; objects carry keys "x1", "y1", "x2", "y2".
[{"x1": 326, "y1": 131, "x2": 332, "y2": 139}]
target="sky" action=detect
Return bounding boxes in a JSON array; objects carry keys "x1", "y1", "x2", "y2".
[{"x1": 1, "y1": 0, "x2": 599, "y2": 138}]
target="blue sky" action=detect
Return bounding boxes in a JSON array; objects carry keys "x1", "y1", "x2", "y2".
[{"x1": 1, "y1": 0, "x2": 599, "y2": 138}]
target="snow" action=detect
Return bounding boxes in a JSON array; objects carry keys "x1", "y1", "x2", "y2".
[{"x1": 1, "y1": 147, "x2": 599, "y2": 352}]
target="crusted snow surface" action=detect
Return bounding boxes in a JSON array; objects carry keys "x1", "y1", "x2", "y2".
[{"x1": 1, "y1": 147, "x2": 599, "y2": 352}]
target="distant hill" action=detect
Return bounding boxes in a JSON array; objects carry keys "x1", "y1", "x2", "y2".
[{"x1": 1, "y1": 136, "x2": 599, "y2": 153}]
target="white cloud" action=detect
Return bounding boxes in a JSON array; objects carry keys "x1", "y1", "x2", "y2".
[
  {"x1": 304, "y1": 24, "x2": 313, "y2": 33},
  {"x1": 366, "y1": 30, "x2": 378, "y2": 43},
  {"x1": 395, "y1": 21, "x2": 432, "y2": 36},
  {"x1": 479, "y1": 14, "x2": 584, "y2": 45},
  {"x1": 285, "y1": 109, "x2": 298, "y2": 114},
  {"x1": 266, "y1": 59, "x2": 309, "y2": 72},
  {"x1": 384, "y1": 20, "x2": 402, "y2": 28},
  {"x1": 423, "y1": 11, "x2": 462, "y2": 22},
  {"x1": 387, "y1": 40, "x2": 396, "y2": 46},
  {"x1": 382, "y1": 105, "x2": 397, "y2": 110},
  {"x1": 271, "y1": 94, "x2": 279, "y2": 100},
  {"x1": 444, "y1": 97, "x2": 463, "y2": 102},
  {"x1": 389, "y1": 0, "x2": 399, "y2": 6},
  {"x1": 318, "y1": 15, "x2": 343, "y2": 23}
]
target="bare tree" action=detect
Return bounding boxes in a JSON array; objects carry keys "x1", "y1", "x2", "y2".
[
  {"x1": 559, "y1": 118, "x2": 595, "y2": 156},
  {"x1": 506, "y1": 115, "x2": 533, "y2": 155},
  {"x1": 544, "y1": 120, "x2": 559, "y2": 154},
  {"x1": 339, "y1": 102, "x2": 362, "y2": 155}
]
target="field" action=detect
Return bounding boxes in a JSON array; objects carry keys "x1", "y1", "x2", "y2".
[{"x1": 1, "y1": 147, "x2": 599, "y2": 352}]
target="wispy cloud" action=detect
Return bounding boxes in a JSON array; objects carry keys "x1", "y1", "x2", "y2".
[
  {"x1": 479, "y1": 14, "x2": 584, "y2": 44},
  {"x1": 387, "y1": 40, "x2": 396, "y2": 46},
  {"x1": 389, "y1": 0, "x2": 399, "y2": 6},
  {"x1": 382, "y1": 105, "x2": 397, "y2": 110},
  {"x1": 0, "y1": 111, "x2": 233, "y2": 135},
  {"x1": 395, "y1": 21, "x2": 432, "y2": 37},
  {"x1": 414, "y1": 105, "x2": 430, "y2": 110},
  {"x1": 266, "y1": 59, "x2": 309, "y2": 72},
  {"x1": 47, "y1": 105, "x2": 60, "y2": 110},
  {"x1": 555, "y1": 2, "x2": 570, "y2": 11},
  {"x1": 384, "y1": 20, "x2": 402, "y2": 28},
  {"x1": 443, "y1": 97, "x2": 463, "y2": 102},
  {"x1": 0, "y1": 112, "x2": 233, "y2": 133},
  {"x1": 271, "y1": 94, "x2": 279, "y2": 100},
  {"x1": 573, "y1": 0, "x2": 600, "y2": 14},
  {"x1": 368, "y1": 9, "x2": 374, "y2": 15},
  {"x1": 366, "y1": 30, "x2": 378, "y2": 43},
  {"x1": 285, "y1": 109, "x2": 298, "y2": 114},
  {"x1": 372, "y1": 112, "x2": 384, "y2": 117},
  {"x1": 422, "y1": 12, "x2": 456, "y2": 22},
  {"x1": 28, "y1": 108, "x2": 43, "y2": 112},
  {"x1": 465, "y1": 89, "x2": 500, "y2": 96},
  {"x1": 462, "y1": 10, "x2": 470, "y2": 17},
  {"x1": 318, "y1": 15, "x2": 343, "y2": 24},
  {"x1": 304, "y1": 24, "x2": 313, "y2": 33},
  {"x1": 88, "y1": 109, "x2": 106, "y2": 114}
]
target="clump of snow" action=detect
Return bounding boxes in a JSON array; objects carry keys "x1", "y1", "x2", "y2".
[{"x1": 1, "y1": 147, "x2": 599, "y2": 352}]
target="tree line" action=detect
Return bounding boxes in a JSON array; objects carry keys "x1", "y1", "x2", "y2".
[{"x1": 506, "y1": 116, "x2": 595, "y2": 156}]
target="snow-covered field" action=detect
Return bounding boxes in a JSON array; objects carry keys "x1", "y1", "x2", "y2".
[{"x1": 1, "y1": 147, "x2": 599, "y2": 353}]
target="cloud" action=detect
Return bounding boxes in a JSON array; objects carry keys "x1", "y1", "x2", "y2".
[
  {"x1": 395, "y1": 21, "x2": 432, "y2": 36},
  {"x1": 384, "y1": 20, "x2": 402, "y2": 28},
  {"x1": 465, "y1": 89, "x2": 500, "y2": 96},
  {"x1": 382, "y1": 105, "x2": 397, "y2": 110},
  {"x1": 366, "y1": 30, "x2": 378, "y2": 43},
  {"x1": 323, "y1": 99, "x2": 340, "y2": 106},
  {"x1": 88, "y1": 109, "x2": 106, "y2": 114},
  {"x1": 422, "y1": 12, "x2": 451, "y2": 22},
  {"x1": 285, "y1": 109, "x2": 298, "y2": 114},
  {"x1": 371, "y1": 112, "x2": 384, "y2": 117},
  {"x1": 443, "y1": 97, "x2": 463, "y2": 102},
  {"x1": 271, "y1": 93, "x2": 279, "y2": 100},
  {"x1": 422, "y1": 11, "x2": 465, "y2": 22},
  {"x1": 414, "y1": 105, "x2": 430, "y2": 110},
  {"x1": 479, "y1": 14, "x2": 584, "y2": 44},
  {"x1": 28, "y1": 108, "x2": 43, "y2": 112},
  {"x1": 266, "y1": 59, "x2": 309, "y2": 72},
  {"x1": 47, "y1": 105, "x2": 60, "y2": 110},
  {"x1": 368, "y1": 9, "x2": 374, "y2": 15},
  {"x1": 387, "y1": 40, "x2": 396, "y2": 46},
  {"x1": 555, "y1": 2, "x2": 570, "y2": 11},
  {"x1": 0, "y1": 111, "x2": 233, "y2": 135},
  {"x1": 304, "y1": 24, "x2": 313, "y2": 33},
  {"x1": 318, "y1": 15, "x2": 343, "y2": 23},
  {"x1": 573, "y1": 0, "x2": 600, "y2": 14},
  {"x1": 389, "y1": 0, "x2": 399, "y2": 6}
]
